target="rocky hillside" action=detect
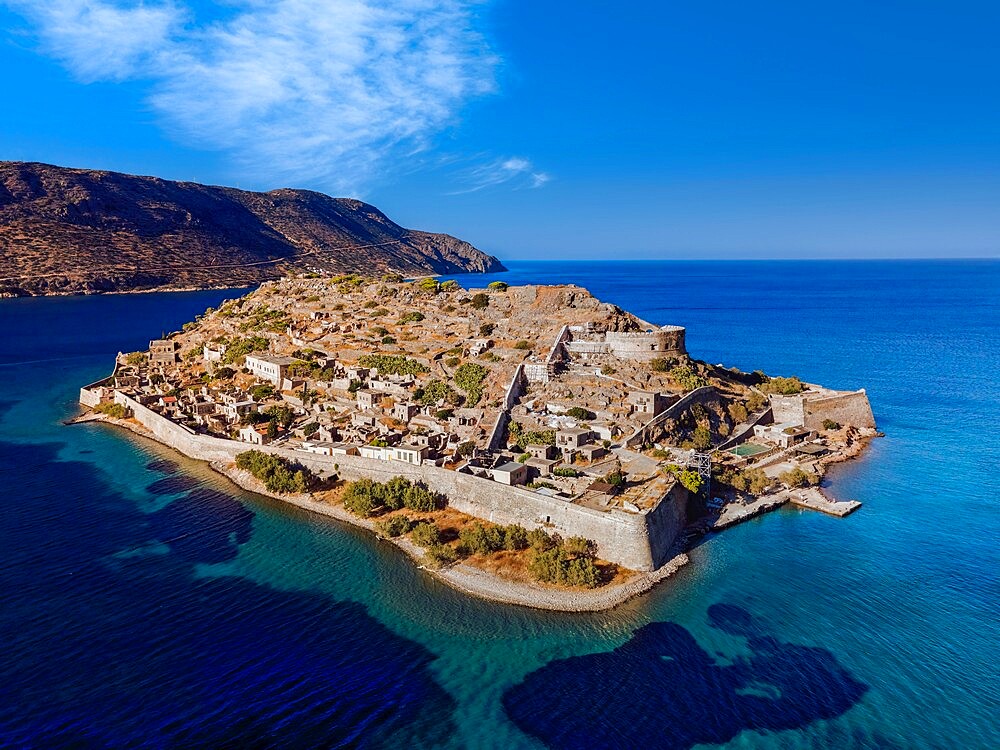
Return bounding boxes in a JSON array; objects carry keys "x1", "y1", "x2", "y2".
[{"x1": 0, "y1": 161, "x2": 504, "y2": 296}]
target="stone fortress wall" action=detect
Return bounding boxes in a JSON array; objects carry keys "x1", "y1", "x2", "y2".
[
  {"x1": 770, "y1": 389, "x2": 876, "y2": 432},
  {"x1": 564, "y1": 325, "x2": 686, "y2": 362},
  {"x1": 88, "y1": 388, "x2": 686, "y2": 571}
]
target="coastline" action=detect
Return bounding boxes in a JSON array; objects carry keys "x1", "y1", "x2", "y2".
[{"x1": 77, "y1": 412, "x2": 690, "y2": 612}]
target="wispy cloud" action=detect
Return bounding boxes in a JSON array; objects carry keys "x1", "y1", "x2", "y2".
[
  {"x1": 5, "y1": 0, "x2": 511, "y2": 195},
  {"x1": 448, "y1": 155, "x2": 551, "y2": 194}
]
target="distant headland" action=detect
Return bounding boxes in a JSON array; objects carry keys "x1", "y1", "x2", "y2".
[
  {"x1": 76, "y1": 274, "x2": 879, "y2": 610},
  {"x1": 0, "y1": 161, "x2": 503, "y2": 297}
]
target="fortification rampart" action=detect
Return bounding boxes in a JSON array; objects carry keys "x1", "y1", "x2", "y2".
[
  {"x1": 770, "y1": 389, "x2": 875, "y2": 431},
  {"x1": 100, "y1": 390, "x2": 684, "y2": 571},
  {"x1": 625, "y1": 385, "x2": 716, "y2": 448}
]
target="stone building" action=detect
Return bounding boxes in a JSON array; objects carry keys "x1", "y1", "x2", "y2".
[
  {"x1": 245, "y1": 354, "x2": 297, "y2": 385},
  {"x1": 149, "y1": 339, "x2": 179, "y2": 365}
]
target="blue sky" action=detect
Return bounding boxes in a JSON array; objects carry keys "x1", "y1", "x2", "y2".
[{"x1": 2, "y1": 1, "x2": 999, "y2": 260}]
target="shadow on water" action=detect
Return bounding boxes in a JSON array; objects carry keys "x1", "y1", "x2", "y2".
[
  {"x1": 145, "y1": 473, "x2": 202, "y2": 496},
  {"x1": 146, "y1": 457, "x2": 180, "y2": 474},
  {"x1": 0, "y1": 439, "x2": 457, "y2": 748},
  {"x1": 503, "y1": 602, "x2": 868, "y2": 750},
  {"x1": 148, "y1": 487, "x2": 255, "y2": 563}
]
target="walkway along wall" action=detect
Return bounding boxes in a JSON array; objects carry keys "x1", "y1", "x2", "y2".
[
  {"x1": 102, "y1": 390, "x2": 684, "y2": 571},
  {"x1": 625, "y1": 386, "x2": 716, "y2": 448}
]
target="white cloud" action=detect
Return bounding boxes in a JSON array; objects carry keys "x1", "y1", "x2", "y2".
[
  {"x1": 5, "y1": 0, "x2": 510, "y2": 194},
  {"x1": 449, "y1": 155, "x2": 551, "y2": 194}
]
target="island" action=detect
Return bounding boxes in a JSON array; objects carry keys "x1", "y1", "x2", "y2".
[{"x1": 77, "y1": 274, "x2": 879, "y2": 611}]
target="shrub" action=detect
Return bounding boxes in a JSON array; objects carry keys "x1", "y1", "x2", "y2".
[
  {"x1": 487, "y1": 281, "x2": 508, "y2": 291},
  {"x1": 746, "y1": 391, "x2": 768, "y2": 412},
  {"x1": 822, "y1": 419, "x2": 841, "y2": 431},
  {"x1": 416, "y1": 278, "x2": 440, "y2": 294},
  {"x1": 222, "y1": 335, "x2": 269, "y2": 365},
  {"x1": 517, "y1": 452, "x2": 531, "y2": 463},
  {"x1": 478, "y1": 322, "x2": 495, "y2": 337},
  {"x1": 503, "y1": 524, "x2": 530, "y2": 550},
  {"x1": 458, "y1": 522, "x2": 506, "y2": 555},
  {"x1": 410, "y1": 522, "x2": 441, "y2": 547},
  {"x1": 264, "y1": 404, "x2": 295, "y2": 428},
  {"x1": 650, "y1": 357, "x2": 670, "y2": 372},
  {"x1": 445, "y1": 356, "x2": 461, "y2": 368},
  {"x1": 670, "y1": 365, "x2": 708, "y2": 391},
  {"x1": 602, "y1": 470, "x2": 625, "y2": 486},
  {"x1": 513, "y1": 340, "x2": 532, "y2": 350},
  {"x1": 399, "y1": 311, "x2": 425, "y2": 323},
  {"x1": 235, "y1": 450, "x2": 315, "y2": 494},
  {"x1": 470, "y1": 292, "x2": 489, "y2": 310},
  {"x1": 528, "y1": 527, "x2": 556, "y2": 552},
  {"x1": 456, "y1": 441, "x2": 477, "y2": 458},
  {"x1": 381, "y1": 336, "x2": 396, "y2": 345},
  {"x1": 375, "y1": 515, "x2": 413, "y2": 537},
  {"x1": 552, "y1": 467, "x2": 578, "y2": 477},
  {"x1": 213, "y1": 366, "x2": 235, "y2": 380},
  {"x1": 675, "y1": 469, "x2": 704, "y2": 494},
  {"x1": 562, "y1": 536, "x2": 596, "y2": 557},
  {"x1": 249, "y1": 384, "x2": 274, "y2": 400},
  {"x1": 125, "y1": 352, "x2": 146, "y2": 365},
  {"x1": 564, "y1": 406, "x2": 595, "y2": 420},
  {"x1": 341, "y1": 477, "x2": 443, "y2": 516},
  {"x1": 424, "y1": 544, "x2": 458, "y2": 567},
  {"x1": 528, "y1": 544, "x2": 601, "y2": 588},
  {"x1": 512, "y1": 427, "x2": 556, "y2": 450},
  {"x1": 454, "y1": 362, "x2": 489, "y2": 405},
  {"x1": 434, "y1": 408, "x2": 454, "y2": 419},
  {"x1": 419, "y1": 379, "x2": 460, "y2": 406},
  {"x1": 760, "y1": 376, "x2": 805, "y2": 395},
  {"x1": 96, "y1": 402, "x2": 128, "y2": 419},
  {"x1": 691, "y1": 425, "x2": 712, "y2": 451},
  {"x1": 439, "y1": 280, "x2": 460, "y2": 291},
  {"x1": 728, "y1": 402, "x2": 749, "y2": 423},
  {"x1": 358, "y1": 354, "x2": 429, "y2": 376},
  {"x1": 382, "y1": 272, "x2": 404, "y2": 282},
  {"x1": 779, "y1": 467, "x2": 820, "y2": 488}
]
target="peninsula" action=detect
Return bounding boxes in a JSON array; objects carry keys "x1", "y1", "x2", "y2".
[
  {"x1": 78, "y1": 275, "x2": 878, "y2": 610},
  {"x1": 0, "y1": 161, "x2": 504, "y2": 297}
]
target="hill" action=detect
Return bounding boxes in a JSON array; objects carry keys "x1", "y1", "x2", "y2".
[{"x1": 0, "y1": 161, "x2": 504, "y2": 296}]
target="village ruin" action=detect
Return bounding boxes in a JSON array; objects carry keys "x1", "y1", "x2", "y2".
[{"x1": 80, "y1": 275, "x2": 877, "y2": 574}]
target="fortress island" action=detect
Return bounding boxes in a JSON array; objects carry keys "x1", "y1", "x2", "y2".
[{"x1": 78, "y1": 275, "x2": 878, "y2": 610}]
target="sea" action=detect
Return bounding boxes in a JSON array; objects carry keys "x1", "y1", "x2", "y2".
[{"x1": 0, "y1": 259, "x2": 997, "y2": 749}]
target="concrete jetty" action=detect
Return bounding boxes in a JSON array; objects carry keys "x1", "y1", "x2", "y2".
[{"x1": 788, "y1": 487, "x2": 862, "y2": 517}]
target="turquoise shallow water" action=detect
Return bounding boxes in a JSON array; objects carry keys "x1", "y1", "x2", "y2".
[{"x1": 0, "y1": 260, "x2": 997, "y2": 748}]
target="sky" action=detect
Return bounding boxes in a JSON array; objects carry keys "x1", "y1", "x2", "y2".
[{"x1": 1, "y1": 0, "x2": 999, "y2": 260}]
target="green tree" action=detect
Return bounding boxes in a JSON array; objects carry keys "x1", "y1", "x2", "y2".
[
  {"x1": 470, "y1": 292, "x2": 489, "y2": 310},
  {"x1": 454, "y1": 362, "x2": 489, "y2": 405},
  {"x1": 691, "y1": 424, "x2": 712, "y2": 451},
  {"x1": 779, "y1": 467, "x2": 820, "y2": 488},
  {"x1": 410, "y1": 522, "x2": 441, "y2": 547},
  {"x1": 487, "y1": 281, "x2": 508, "y2": 291},
  {"x1": 424, "y1": 544, "x2": 458, "y2": 566},
  {"x1": 375, "y1": 515, "x2": 413, "y2": 537}
]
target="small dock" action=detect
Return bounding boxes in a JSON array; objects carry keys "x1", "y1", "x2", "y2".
[
  {"x1": 788, "y1": 488, "x2": 862, "y2": 517},
  {"x1": 712, "y1": 493, "x2": 789, "y2": 530}
]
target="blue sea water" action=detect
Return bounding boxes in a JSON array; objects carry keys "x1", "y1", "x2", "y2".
[{"x1": 0, "y1": 260, "x2": 997, "y2": 749}]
